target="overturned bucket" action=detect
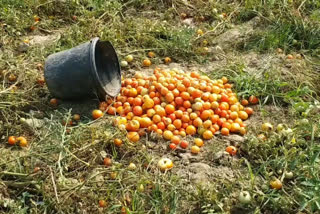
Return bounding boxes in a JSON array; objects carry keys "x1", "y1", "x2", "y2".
[{"x1": 44, "y1": 37, "x2": 121, "y2": 100}]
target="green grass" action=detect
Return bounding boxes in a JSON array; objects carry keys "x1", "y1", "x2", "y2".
[
  {"x1": 1, "y1": 0, "x2": 320, "y2": 213},
  {"x1": 208, "y1": 62, "x2": 317, "y2": 107},
  {"x1": 235, "y1": 0, "x2": 320, "y2": 54},
  {"x1": 242, "y1": 18, "x2": 320, "y2": 54}
]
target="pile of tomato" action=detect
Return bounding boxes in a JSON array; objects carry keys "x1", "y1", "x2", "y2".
[{"x1": 98, "y1": 68, "x2": 257, "y2": 152}]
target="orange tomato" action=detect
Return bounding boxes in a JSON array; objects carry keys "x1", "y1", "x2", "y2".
[
  {"x1": 8, "y1": 136, "x2": 17, "y2": 145},
  {"x1": 162, "y1": 117, "x2": 172, "y2": 126},
  {"x1": 103, "y1": 157, "x2": 112, "y2": 167},
  {"x1": 192, "y1": 90, "x2": 202, "y2": 99},
  {"x1": 228, "y1": 96, "x2": 238, "y2": 105},
  {"x1": 164, "y1": 57, "x2": 172, "y2": 64},
  {"x1": 249, "y1": 95, "x2": 259, "y2": 104},
  {"x1": 147, "y1": 109, "x2": 156, "y2": 117},
  {"x1": 230, "y1": 123, "x2": 241, "y2": 133},
  {"x1": 165, "y1": 104, "x2": 175, "y2": 114},
  {"x1": 238, "y1": 111, "x2": 248, "y2": 120},
  {"x1": 49, "y1": 98, "x2": 58, "y2": 107},
  {"x1": 17, "y1": 136, "x2": 27, "y2": 147},
  {"x1": 143, "y1": 59, "x2": 152, "y2": 67},
  {"x1": 168, "y1": 113, "x2": 176, "y2": 121},
  {"x1": 127, "y1": 132, "x2": 140, "y2": 142},
  {"x1": 114, "y1": 138, "x2": 123, "y2": 147},
  {"x1": 163, "y1": 130, "x2": 174, "y2": 140},
  {"x1": 219, "y1": 102, "x2": 229, "y2": 110},
  {"x1": 149, "y1": 124, "x2": 158, "y2": 132},
  {"x1": 128, "y1": 88, "x2": 138, "y2": 97},
  {"x1": 140, "y1": 117, "x2": 152, "y2": 128},
  {"x1": 221, "y1": 94, "x2": 229, "y2": 103},
  {"x1": 180, "y1": 140, "x2": 189, "y2": 149},
  {"x1": 222, "y1": 122, "x2": 232, "y2": 130},
  {"x1": 107, "y1": 107, "x2": 116, "y2": 115},
  {"x1": 183, "y1": 100, "x2": 192, "y2": 109},
  {"x1": 211, "y1": 101, "x2": 219, "y2": 109},
  {"x1": 193, "y1": 117, "x2": 203, "y2": 127},
  {"x1": 133, "y1": 98, "x2": 142, "y2": 106},
  {"x1": 203, "y1": 120, "x2": 212, "y2": 129},
  {"x1": 239, "y1": 127, "x2": 247, "y2": 135},
  {"x1": 169, "y1": 143, "x2": 177, "y2": 150},
  {"x1": 175, "y1": 110, "x2": 183, "y2": 118},
  {"x1": 181, "y1": 92, "x2": 190, "y2": 100},
  {"x1": 221, "y1": 76, "x2": 228, "y2": 84},
  {"x1": 200, "y1": 110, "x2": 211, "y2": 120},
  {"x1": 229, "y1": 112, "x2": 238, "y2": 120},
  {"x1": 225, "y1": 146, "x2": 237, "y2": 156},
  {"x1": 99, "y1": 200, "x2": 107, "y2": 208},
  {"x1": 191, "y1": 145, "x2": 200, "y2": 154},
  {"x1": 152, "y1": 114, "x2": 161, "y2": 123},
  {"x1": 133, "y1": 106, "x2": 143, "y2": 116},
  {"x1": 173, "y1": 119, "x2": 182, "y2": 129},
  {"x1": 212, "y1": 124, "x2": 220, "y2": 132},
  {"x1": 186, "y1": 125, "x2": 196, "y2": 135},
  {"x1": 155, "y1": 105, "x2": 166, "y2": 117},
  {"x1": 172, "y1": 89, "x2": 180, "y2": 97},
  {"x1": 203, "y1": 102, "x2": 211, "y2": 110},
  {"x1": 189, "y1": 112, "x2": 197, "y2": 120},
  {"x1": 194, "y1": 138, "x2": 204, "y2": 147},
  {"x1": 148, "y1": 51, "x2": 156, "y2": 58},
  {"x1": 202, "y1": 130, "x2": 213, "y2": 140},
  {"x1": 92, "y1": 109, "x2": 103, "y2": 119},
  {"x1": 171, "y1": 136, "x2": 181, "y2": 145},
  {"x1": 160, "y1": 87, "x2": 169, "y2": 96},
  {"x1": 201, "y1": 92, "x2": 210, "y2": 101},
  {"x1": 153, "y1": 97, "x2": 161, "y2": 105},
  {"x1": 157, "y1": 122, "x2": 166, "y2": 130},
  {"x1": 245, "y1": 107, "x2": 254, "y2": 115},
  {"x1": 167, "y1": 83, "x2": 175, "y2": 91},
  {"x1": 182, "y1": 78, "x2": 191, "y2": 87},
  {"x1": 270, "y1": 179, "x2": 282, "y2": 189},
  {"x1": 221, "y1": 127, "x2": 230, "y2": 136},
  {"x1": 241, "y1": 99, "x2": 249, "y2": 106},
  {"x1": 190, "y1": 72, "x2": 200, "y2": 78},
  {"x1": 173, "y1": 130, "x2": 180, "y2": 135},
  {"x1": 220, "y1": 110, "x2": 228, "y2": 118},
  {"x1": 181, "y1": 114, "x2": 190, "y2": 123},
  {"x1": 127, "y1": 120, "x2": 140, "y2": 131},
  {"x1": 165, "y1": 92, "x2": 174, "y2": 103},
  {"x1": 230, "y1": 104, "x2": 239, "y2": 112},
  {"x1": 175, "y1": 97, "x2": 184, "y2": 106}
]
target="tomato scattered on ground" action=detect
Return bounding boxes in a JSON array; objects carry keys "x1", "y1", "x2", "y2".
[{"x1": 98, "y1": 68, "x2": 255, "y2": 153}]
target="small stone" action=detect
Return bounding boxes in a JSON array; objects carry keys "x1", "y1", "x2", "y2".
[
  {"x1": 146, "y1": 141, "x2": 156, "y2": 149},
  {"x1": 29, "y1": 34, "x2": 61, "y2": 46},
  {"x1": 29, "y1": 110, "x2": 45, "y2": 119},
  {"x1": 94, "y1": 174, "x2": 104, "y2": 187},
  {"x1": 182, "y1": 18, "x2": 194, "y2": 26},
  {"x1": 17, "y1": 43, "x2": 29, "y2": 52},
  {"x1": 213, "y1": 151, "x2": 227, "y2": 160},
  {"x1": 190, "y1": 172, "x2": 209, "y2": 184},
  {"x1": 189, "y1": 163, "x2": 211, "y2": 174},
  {"x1": 178, "y1": 152, "x2": 192, "y2": 160},
  {"x1": 22, "y1": 118, "x2": 44, "y2": 130},
  {"x1": 223, "y1": 134, "x2": 245, "y2": 143},
  {"x1": 209, "y1": 45, "x2": 225, "y2": 55},
  {"x1": 100, "y1": 151, "x2": 107, "y2": 158}
]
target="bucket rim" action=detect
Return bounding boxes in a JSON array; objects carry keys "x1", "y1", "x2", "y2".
[{"x1": 89, "y1": 37, "x2": 121, "y2": 99}]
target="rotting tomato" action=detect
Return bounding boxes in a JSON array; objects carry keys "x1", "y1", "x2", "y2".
[{"x1": 225, "y1": 146, "x2": 237, "y2": 156}]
